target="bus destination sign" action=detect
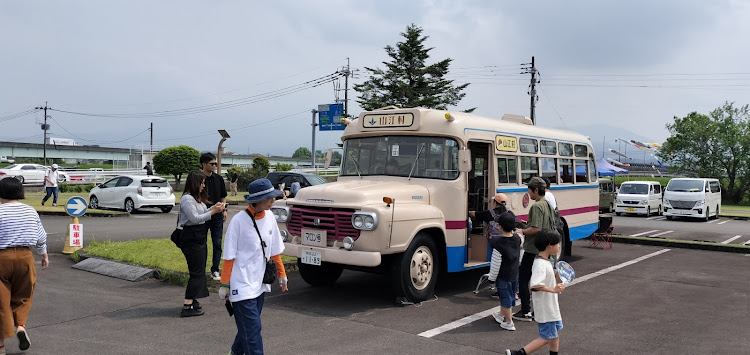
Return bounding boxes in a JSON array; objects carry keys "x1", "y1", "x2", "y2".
[
  {"x1": 496, "y1": 135, "x2": 518, "y2": 152},
  {"x1": 362, "y1": 113, "x2": 414, "y2": 128}
]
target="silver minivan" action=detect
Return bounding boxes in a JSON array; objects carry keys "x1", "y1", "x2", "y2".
[
  {"x1": 663, "y1": 178, "x2": 721, "y2": 221},
  {"x1": 615, "y1": 181, "x2": 663, "y2": 217}
]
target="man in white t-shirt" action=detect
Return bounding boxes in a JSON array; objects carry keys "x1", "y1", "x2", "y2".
[
  {"x1": 41, "y1": 164, "x2": 59, "y2": 207},
  {"x1": 541, "y1": 177, "x2": 557, "y2": 210},
  {"x1": 218, "y1": 178, "x2": 288, "y2": 355}
]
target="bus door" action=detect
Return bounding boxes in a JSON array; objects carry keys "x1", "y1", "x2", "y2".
[{"x1": 467, "y1": 141, "x2": 492, "y2": 265}]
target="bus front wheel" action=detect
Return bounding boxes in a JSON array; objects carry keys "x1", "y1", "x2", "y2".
[
  {"x1": 391, "y1": 233, "x2": 439, "y2": 302},
  {"x1": 297, "y1": 260, "x2": 343, "y2": 286}
]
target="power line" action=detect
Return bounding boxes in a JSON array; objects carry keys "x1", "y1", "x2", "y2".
[
  {"x1": 50, "y1": 72, "x2": 343, "y2": 119},
  {"x1": 159, "y1": 109, "x2": 310, "y2": 142},
  {"x1": 48, "y1": 115, "x2": 151, "y2": 144},
  {"x1": 538, "y1": 87, "x2": 568, "y2": 129},
  {"x1": 0, "y1": 109, "x2": 39, "y2": 123}
]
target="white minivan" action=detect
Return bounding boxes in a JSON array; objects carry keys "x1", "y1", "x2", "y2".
[
  {"x1": 663, "y1": 178, "x2": 721, "y2": 221},
  {"x1": 615, "y1": 181, "x2": 663, "y2": 217}
]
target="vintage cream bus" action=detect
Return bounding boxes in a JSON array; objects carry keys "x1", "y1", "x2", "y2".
[{"x1": 271, "y1": 106, "x2": 599, "y2": 302}]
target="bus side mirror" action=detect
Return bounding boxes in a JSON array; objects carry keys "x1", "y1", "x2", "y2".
[
  {"x1": 458, "y1": 148, "x2": 472, "y2": 173},
  {"x1": 324, "y1": 149, "x2": 333, "y2": 169}
]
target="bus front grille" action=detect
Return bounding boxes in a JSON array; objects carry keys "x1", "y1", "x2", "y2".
[{"x1": 287, "y1": 206, "x2": 361, "y2": 241}]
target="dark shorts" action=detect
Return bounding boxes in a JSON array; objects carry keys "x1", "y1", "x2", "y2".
[
  {"x1": 495, "y1": 280, "x2": 518, "y2": 309},
  {"x1": 538, "y1": 320, "x2": 563, "y2": 340}
]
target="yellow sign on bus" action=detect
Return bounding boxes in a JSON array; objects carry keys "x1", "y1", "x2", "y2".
[{"x1": 496, "y1": 135, "x2": 518, "y2": 152}]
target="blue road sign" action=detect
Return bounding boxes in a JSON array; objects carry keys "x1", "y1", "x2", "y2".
[
  {"x1": 66, "y1": 196, "x2": 88, "y2": 217},
  {"x1": 318, "y1": 103, "x2": 345, "y2": 131}
]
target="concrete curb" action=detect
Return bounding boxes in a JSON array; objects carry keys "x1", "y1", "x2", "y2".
[
  {"x1": 37, "y1": 210, "x2": 128, "y2": 217},
  {"x1": 608, "y1": 235, "x2": 750, "y2": 253},
  {"x1": 718, "y1": 213, "x2": 749, "y2": 220}
]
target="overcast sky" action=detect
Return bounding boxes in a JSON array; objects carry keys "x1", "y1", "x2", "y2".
[{"x1": 1, "y1": 0, "x2": 748, "y2": 158}]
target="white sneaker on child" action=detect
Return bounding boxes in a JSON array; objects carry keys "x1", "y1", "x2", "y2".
[
  {"x1": 491, "y1": 312, "x2": 505, "y2": 324},
  {"x1": 500, "y1": 320, "x2": 516, "y2": 331}
]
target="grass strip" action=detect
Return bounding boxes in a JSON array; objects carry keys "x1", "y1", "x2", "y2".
[
  {"x1": 84, "y1": 238, "x2": 298, "y2": 287},
  {"x1": 20, "y1": 192, "x2": 126, "y2": 214}
]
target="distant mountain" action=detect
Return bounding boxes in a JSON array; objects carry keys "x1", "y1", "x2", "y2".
[{"x1": 554, "y1": 124, "x2": 663, "y2": 164}]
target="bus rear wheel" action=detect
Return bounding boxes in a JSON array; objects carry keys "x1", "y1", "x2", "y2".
[
  {"x1": 297, "y1": 260, "x2": 343, "y2": 286},
  {"x1": 391, "y1": 233, "x2": 439, "y2": 302}
]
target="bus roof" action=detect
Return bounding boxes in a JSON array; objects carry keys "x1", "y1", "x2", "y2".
[{"x1": 344, "y1": 107, "x2": 593, "y2": 147}]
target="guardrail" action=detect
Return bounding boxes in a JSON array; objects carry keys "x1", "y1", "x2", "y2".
[{"x1": 62, "y1": 169, "x2": 149, "y2": 183}]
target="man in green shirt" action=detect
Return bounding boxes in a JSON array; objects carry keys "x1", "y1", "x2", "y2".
[{"x1": 514, "y1": 177, "x2": 554, "y2": 322}]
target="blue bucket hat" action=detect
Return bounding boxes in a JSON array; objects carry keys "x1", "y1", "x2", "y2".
[{"x1": 245, "y1": 178, "x2": 283, "y2": 203}]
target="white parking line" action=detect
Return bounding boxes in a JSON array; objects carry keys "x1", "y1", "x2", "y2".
[
  {"x1": 649, "y1": 230, "x2": 674, "y2": 238},
  {"x1": 631, "y1": 230, "x2": 659, "y2": 237},
  {"x1": 744, "y1": 239, "x2": 750, "y2": 245},
  {"x1": 717, "y1": 220, "x2": 731, "y2": 225},
  {"x1": 721, "y1": 235, "x2": 742, "y2": 244},
  {"x1": 707, "y1": 219, "x2": 719, "y2": 224},
  {"x1": 646, "y1": 216, "x2": 663, "y2": 220},
  {"x1": 417, "y1": 249, "x2": 671, "y2": 338}
]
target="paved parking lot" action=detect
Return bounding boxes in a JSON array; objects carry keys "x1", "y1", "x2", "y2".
[
  {"x1": 12, "y1": 235, "x2": 750, "y2": 354},
  {"x1": 611, "y1": 213, "x2": 750, "y2": 244}
]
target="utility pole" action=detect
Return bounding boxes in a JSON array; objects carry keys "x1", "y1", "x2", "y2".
[
  {"x1": 522, "y1": 57, "x2": 539, "y2": 125},
  {"x1": 311, "y1": 109, "x2": 318, "y2": 169},
  {"x1": 150, "y1": 122, "x2": 153, "y2": 152},
  {"x1": 35, "y1": 102, "x2": 50, "y2": 165}
]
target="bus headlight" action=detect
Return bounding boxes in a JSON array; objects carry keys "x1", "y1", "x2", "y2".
[
  {"x1": 352, "y1": 212, "x2": 378, "y2": 230},
  {"x1": 342, "y1": 236, "x2": 355, "y2": 250},
  {"x1": 271, "y1": 206, "x2": 290, "y2": 223}
]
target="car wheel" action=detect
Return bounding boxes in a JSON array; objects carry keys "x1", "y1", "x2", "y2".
[
  {"x1": 666, "y1": 215, "x2": 673, "y2": 220},
  {"x1": 714, "y1": 205, "x2": 720, "y2": 219},
  {"x1": 124, "y1": 198, "x2": 136, "y2": 213},
  {"x1": 391, "y1": 233, "x2": 439, "y2": 302},
  {"x1": 658, "y1": 205, "x2": 662, "y2": 216},
  {"x1": 14, "y1": 175, "x2": 24, "y2": 184},
  {"x1": 615, "y1": 212, "x2": 621, "y2": 216},
  {"x1": 297, "y1": 260, "x2": 343, "y2": 286},
  {"x1": 58, "y1": 175, "x2": 67, "y2": 183},
  {"x1": 160, "y1": 206, "x2": 173, "y2": 213},
  {"x1": 608, "y1": 203, "x2": 614, "y2": 214},
  {"x1": 646, "y1": 207, "x2": 651, "y2": 217},
  {"x1": 703, "y1": 207, "x2": 710, "y2": 222},
  {"x1": 89, "y1": 196, "x2": 99, "y2": 209}
]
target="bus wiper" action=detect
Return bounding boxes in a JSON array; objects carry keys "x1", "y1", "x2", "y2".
[
  {"x1": 408, "y1": 143, "x2": 425, "y2": 180},
  {"x1": 349, "y1": 153, "x2": 363, "y2": 179}
]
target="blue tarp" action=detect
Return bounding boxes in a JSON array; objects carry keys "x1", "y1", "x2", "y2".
[{"x1": 575, "y1": 157, "x2": 628, "y2": 176}]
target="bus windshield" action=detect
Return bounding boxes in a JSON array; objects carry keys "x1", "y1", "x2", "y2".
[
  {"x1": 667, "y1": 179, "x2": 705, "y2": 192},
  {"x1": 341, "y1": 135, "x2": 460, "y2": 179},
  {"x1": 620, "y1": 183, "x2": 649, "y2": 195}
]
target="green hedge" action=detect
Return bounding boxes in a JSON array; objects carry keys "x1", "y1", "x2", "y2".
[{"x1": 58, "y1": 183, "x2": 96, "y2": 193}]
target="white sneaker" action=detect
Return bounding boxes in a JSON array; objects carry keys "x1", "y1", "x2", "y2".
[
  {"x1": 500, "y1": 320, "x2": 517, "y2": 331},
  {"x1": 211, "y1": 271, "x2": 221, "y2": 281},
  {"x1": 491, "y1": 312, "x2": 505, "y2": 324}
]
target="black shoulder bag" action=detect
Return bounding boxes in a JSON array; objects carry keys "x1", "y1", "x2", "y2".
[
  {"x1": 170, "y1": 214, "x2": 182, "y2": 247},
  {"x1": 245, "y1": 209, "x2": 277, "y2": 284}
]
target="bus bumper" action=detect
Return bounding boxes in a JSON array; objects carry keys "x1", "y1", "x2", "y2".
[{"x1": 283, "y1": 243, "x2": 382, "y2": 267}]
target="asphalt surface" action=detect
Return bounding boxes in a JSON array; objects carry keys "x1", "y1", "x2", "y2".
[
  {"x1": 610, "y1": 213, "x2": 750, "y2": 244},
  {"x1": 7, "y1": 210, "x2": 748, "y2": 354}
]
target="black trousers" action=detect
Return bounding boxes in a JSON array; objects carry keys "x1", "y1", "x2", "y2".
[
  {"x1": 518, "y1": 251, "x2": 537, "y2": 314},
  {"x1": 180, "y1": 224, "x2": 210, "y2": 300}
]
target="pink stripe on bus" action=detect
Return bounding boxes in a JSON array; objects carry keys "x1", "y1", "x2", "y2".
[
  {"x1": 515, "y1": 205, "x2": 598, "y2": 221},
  {"x1": 445, "y1": 220, "x2": 467, "y2": 229}
]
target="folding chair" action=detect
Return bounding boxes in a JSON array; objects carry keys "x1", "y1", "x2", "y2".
[
  {"x1": 473, "y1": 273, "x2": 496, "y2": 294},
  {"x1": 589, "y1": 216, "x2": 613, "y2": 249}
]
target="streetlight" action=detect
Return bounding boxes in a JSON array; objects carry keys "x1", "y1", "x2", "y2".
[{"x1": 217, "y1": 130, "x2": 230, "y2": 175}]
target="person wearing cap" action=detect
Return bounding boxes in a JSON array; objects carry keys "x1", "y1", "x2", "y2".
[
  {"x1": 218, "y1": 178, "x2": 289, "y2": 355},
  {"x1": 469, "y1": 193, "x2": 518, "y2": 227},
  {"x1": 177, "y1": 170, "x2": 225, "y2": 318},
  {"x1": 514, "y1": 176, "x2": 556, "y2": 323},
  {"x1": 40, "y1": 164, "x2": 60, "y2": 207}
]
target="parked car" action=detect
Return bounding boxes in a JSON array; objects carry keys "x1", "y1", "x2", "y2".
[
  {"x1": 266, "y1": 171, "x2": 328, "y2": 197},
  {"x1": 663, "y1": 178, "x2": 721, "y2": 221},
  {"x1": 0, "y1": 164, "x2": 69, "y2": 185},
  {"x1": 599, "y1": 178, "x2": 616, "y2": 213},
  {"x1": 88, "y1": 175, "x2": 175, "y2": 213},
  {"x1": 615, "y1": 181, "x2": 663, "y2": 217},
  {"x1": 0, "y1": 156, "x2": 15, "y2": 164}
]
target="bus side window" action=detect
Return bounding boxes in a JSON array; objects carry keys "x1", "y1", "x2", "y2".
[
  {"x1": 497, "y1": 157, "x2": 518, "y2": 184},
  {"x1": 574, "y1": 159, "x2": 588, "y2": 183},
  {"x1": 541, "y1": 157, "x2": 557, "y2": 184},
  {"x1": 520, "y1": 156, "x2": 538, "y2": 184},
  {"x1": 559, "y1": 159, "x2": 573, "y2": 183}
]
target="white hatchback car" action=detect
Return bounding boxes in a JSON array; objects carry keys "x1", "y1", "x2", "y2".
[
  {"x1": 0, "y1": 164, "x2": 69, "y2": 185},
  {"x1": 89, "y1": 175, "x2": 175, "y2": 213}
]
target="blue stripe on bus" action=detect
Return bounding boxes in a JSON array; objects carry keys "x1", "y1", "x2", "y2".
[
  {"x1": 463, "y1": 127, "x2": 594, "y2": 148},
  {"x1": 446, "y1": 221, "x2": 599, "y2": 272},
  {"x1": 497, "y1": 184, "x2": 598, "y2": 193}
]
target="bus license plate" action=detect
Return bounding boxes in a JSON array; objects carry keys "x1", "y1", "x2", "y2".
[
  {"x1": 301, "y1": 250, "x2": 321, "y2": 266},
  {"x1": 626, "y1": 207, "x2": 635, "y2": 212},
  {"x1": 301, "y1": 228, "x2": 326, "y2": 247}
]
